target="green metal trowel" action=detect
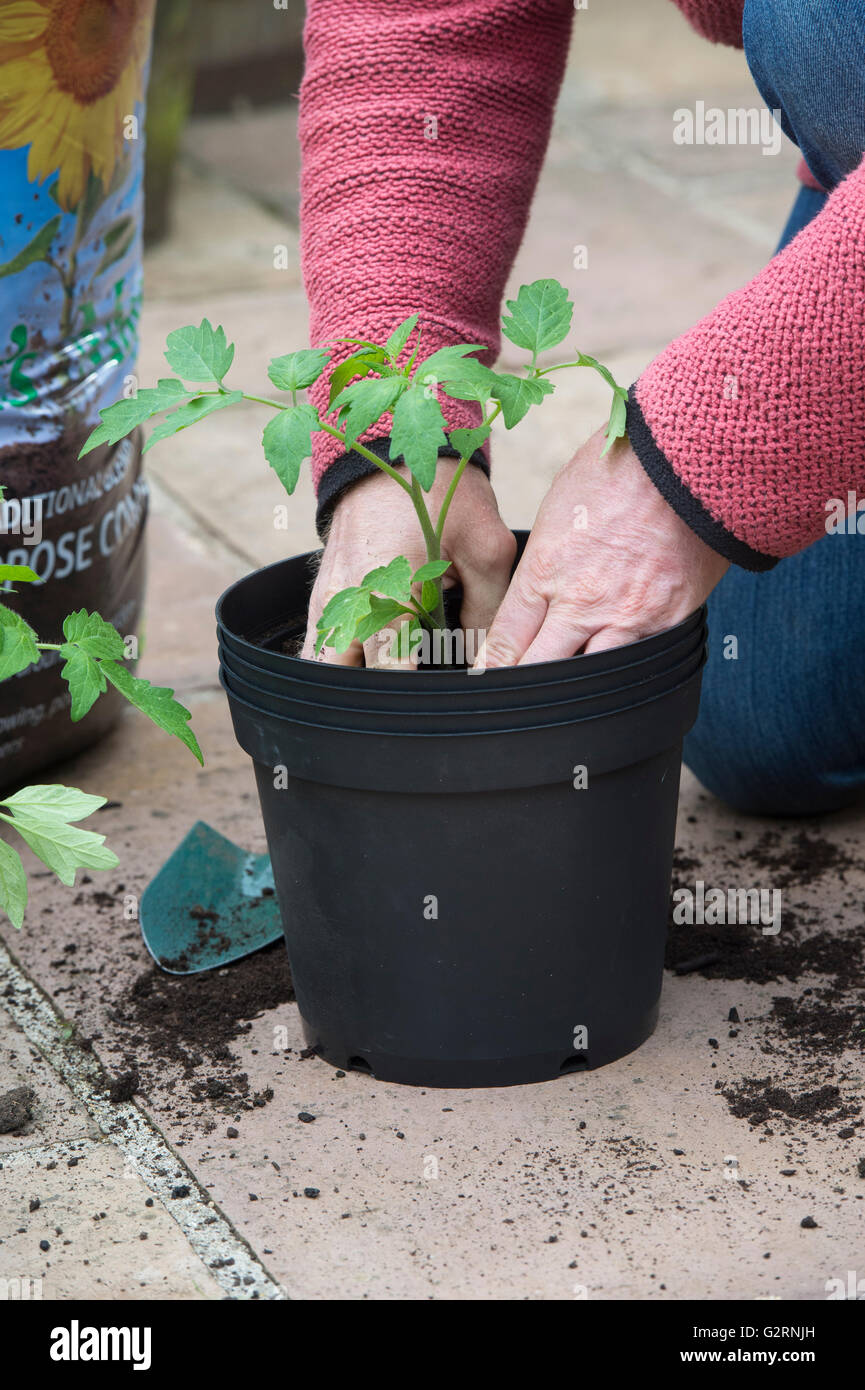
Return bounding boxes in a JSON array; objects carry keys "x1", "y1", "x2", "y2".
[{"x1": 139, "y1": 821, "x2": 282, "y2": 974}]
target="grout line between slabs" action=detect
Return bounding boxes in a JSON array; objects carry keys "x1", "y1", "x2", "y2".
[{"x1": 0, "y1": 939, "x2": 286, "y2": 1301}]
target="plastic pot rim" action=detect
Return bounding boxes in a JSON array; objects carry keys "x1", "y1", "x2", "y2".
[
  {"x1": 219, "y1": 642, "x2": 707, "y2": 727},
  {"x1": 219, "y1": 655, "x2": 706, "y2": 741},
  {"x1": 216, "y1": 620, "x2": 707, "y2": 703}
]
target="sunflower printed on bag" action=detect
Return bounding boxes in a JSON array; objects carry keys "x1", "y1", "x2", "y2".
[{"x1": 0, "y1": 0, "x2": 156, "y2": 786}]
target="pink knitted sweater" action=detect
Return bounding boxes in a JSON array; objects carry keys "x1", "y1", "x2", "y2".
[{"x1": 299, "y1": 0, "x2": 865, "y2": 568}]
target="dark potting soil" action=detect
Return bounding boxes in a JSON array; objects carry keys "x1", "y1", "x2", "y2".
[
  {"x1": 669, "y1": 822, "x2": 865, "y2": 1140},
  {"x1": 720, "y1": 1079, "x2": 860, "y2": 1128},
  {"x1": 157, "y1": 893, "x2": 275, "y2": 972},
  {"x1": 667, "y1": 832, "x2": 862, "y2": 988},
  {"x1": 108, "y1": 943, "x2": 294, "y2": 1105}
]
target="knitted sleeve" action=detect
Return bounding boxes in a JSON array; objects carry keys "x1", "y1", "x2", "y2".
[
  {"x1": 627, "y1": 161, "x2": 865, "y2": 569},
  {"x1": 670, "y1": 0, "x2": 744, "y2": 46},
  {"x1": 299, "y1": 0, "x2": 573, "y2": 529}
]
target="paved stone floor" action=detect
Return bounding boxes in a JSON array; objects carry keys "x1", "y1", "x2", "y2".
[{"x1": 1, "y1": 0, "x2": 862, "y2": 1301}]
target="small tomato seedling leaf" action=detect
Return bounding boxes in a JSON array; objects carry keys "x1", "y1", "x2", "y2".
[
  {"x1": 415, "y1": 344, "x2": 486, "y2": 382},
  {"x1": 326, "y1": 350, "x2": 388, "y2": 407},
  {"x1": 385, "y1": 314, "x2": 419, "y2": 362},
  {"x1": 262, "y1": 403, "x2": 319, "y2": 495},
  {"x1": 0, "y1": 565, "x2": 38, "y2": 584},
  {"x1": 1, "y1": 784, "x2": 107, "y2": 821},
  {"x1": 0, "y1": 604, "x2": 40, "y2": 681},
  {"x1": 448, "y1": 424, "x2": 491, "y2": 458},
  {"x1": 438, "y1": 359, "x2": 500, "y2": 407},
  {"x1": 389, "y1": 388, "x2": 448, "y2": 491},
  {"x1": 142, "y1": 390, "x2": 244, "y2": 453},
  {"x1": 411, "y1": 559, "x2": 451, "y2": 584},
  {"x1": 316, "y1": 586, "x2": 374, "y2": 654},
  {"x1": 100, "y1": 661, "x2": 203, "y2": 764},
  {"x1": 492, "y1": 372, "x2": 554, "y2": 429},
  {"x1": 267, "y1": 349, "x2": 331, "y2": 393},
  {"x1": 59, "y1": 644, "x2": 106, "y2": 721},
  {"x1": 361, "y1": 556, "x2": 413, "y2": 603},
  {"x1": 332, "y1": 376, "x2": 408, "y2": 449},
  {"x1": 573, "y1": 351, "x2": 626, "y2": 398},
  {"x1": 353, "y1": 596, "x2": 411, "y2": 645},
  {"x1": 78, "y1": 379, "x2": 189, "y2": 457},
  {"x1": 421, "y1": 580, "x2": 439, "y2": 613},
  {"x1": 2, "y1": 812, "x2": 119, "y2": 886},
  {"x1": 601, "y1": 391, "x2": 629, "y2": 456},
  {"x1": 62, "y1": 609, "x2": 125, "y2": 660},
  {"x1": 0, "y1": 837, "x2": 27, "y2": 929},
  {"x1": 501, "y1": 279, "x2": 574, "y2": 356},
  {"x1": 164, "y1": 319, "x2": 235, "y2": 384}
]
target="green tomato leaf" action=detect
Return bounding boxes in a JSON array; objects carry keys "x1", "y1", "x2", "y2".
[
  {"x1": 438, "y1": 359, "x2": 501, "y2": 407},
  {"x1": 79, "y1": 380, "x2": 189, "y2": 457},
  {"x1": 361, "y1": 556, "x2": 413, "y2": 603},
  {"x1": 316, "y1": 586, "x2": 373, "y2": 655},
  {"x1": 267, "y1": 349, "x2": 331, "y2": 393},
  {"x1": 0, "y1": 837, "x2": 27, "y2": 929},
  {"x1": 501, "y1": 279, "x2": 574, "y2": 355},
  {"x1": 0, "y1": 565, "x2": 38, "y2": 585},
  {"x1": 331, "y1": 376, "x2": 408, "y2": 448},
  {"x1": 386, "y1": 615, "x2": 425, "y2": 664},
  {"x1": 59, "y1": 644, "x2": 106, "y2": 721},
  {"x1": 411, "y1": 559, "x2": 451, "y2": 584},
  {"x1": 385, "y1": 314, "x2": 419, "y2": 361},
  {"x1": 421, "y1": 580, "x2": 439, "y2": 613},
  {"x1": 261, "y1": 403, "x2": 319, "y2": 495},
  {"x1": 3, "y1": 810, "x2": 118, "y2": 887},
  {"x1": 333, "y1": 337, "x2": 384, "y2": 349},
  {"x1": 326, "y1": 350, "x2": 389, "y2": 407},
  {"x1": 491, "y1": 372, "x2": 554, "y2": 429},
  {"x1": 601, "y1": 390, "x2": 629, "y2": 456},
  {"x1": 353, "y1": 596, "x2": 411, "y2": 644},
  {"x1": 448, "y1": 424, "x2": 491, "y2": 458},
  {"x1": 415, "y1": 344, "x2": 486, "y2": 383},
  {"x1": 62, "y1": 609, "x2": 125, "y2": 660},
  {"x1": 573, "y1": 351, "x2": 627, "y2": 398},
  {"x1": 1, "y1": 784, "x2": 107, "y2": 822},
  {"x1": 164, "y1": 319, "x2": 235, "y2": 383},
  {"x1": 142, "y1": 390, "x2": 243, "y2": 454},
  {"x1": 100, "y1": 661, "x2": 203, "y2": 764},
  {"x1": 389, "y1": 387, "x2": 448, "y2": 491},
  {"x1": 0, "y1": 604, "x2": 39, "y2": 681}
]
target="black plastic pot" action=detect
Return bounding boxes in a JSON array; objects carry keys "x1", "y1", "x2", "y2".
[{"x1": 216, "y1": 536, "x2": 706, "y2": 1087}]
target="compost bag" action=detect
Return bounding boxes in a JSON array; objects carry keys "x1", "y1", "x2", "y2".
[{"x1": 0, "y1": 1, "x2": 156, "y2": 786}]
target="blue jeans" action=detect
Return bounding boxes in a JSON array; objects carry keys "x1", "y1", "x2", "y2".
[{"x1": 682, "y1": 0, "x2": 865, "y2": 815}]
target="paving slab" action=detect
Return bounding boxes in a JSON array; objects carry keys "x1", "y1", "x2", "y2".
[
  {"x1": 0, "y1": 1138, "x2": 224, "y2": 1301},
  {"x1": 143, "y1": 164, "x2": 298, "y2": 304},
  {"x1": 182, "y1": 105, "x2": 301, "y2": 224},
  {"x1": 0, "y1": 1010, "x2": 97, "y2": 1152}
]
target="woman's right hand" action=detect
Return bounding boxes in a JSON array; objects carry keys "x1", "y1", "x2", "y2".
[{"x1": 302, "y1": 461, "x2": 516, "y2": 668}]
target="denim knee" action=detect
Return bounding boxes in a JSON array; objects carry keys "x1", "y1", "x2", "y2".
[
  {"x1": 743, "y1": 0, "x2": 865, "y2": 188},
  {"x1": 684, "y1": 682, "x2": 864, "y2": 819}
]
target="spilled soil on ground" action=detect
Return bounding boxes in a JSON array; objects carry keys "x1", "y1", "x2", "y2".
[{"x1": 668, "y1": 822, "x2": 864, "y2": 1151}]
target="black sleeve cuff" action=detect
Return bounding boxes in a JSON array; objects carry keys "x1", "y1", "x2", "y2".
[
  {"x1": 315, "y1": 438, "x2": 490, "y2": 538},
  {"x1": 626, "y1": 386, "x2": 778, "y2": 573}
]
